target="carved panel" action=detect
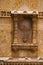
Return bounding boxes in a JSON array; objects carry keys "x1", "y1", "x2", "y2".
[{"x1": 11, "y1": 12, "x2": 38, "y2": 58}]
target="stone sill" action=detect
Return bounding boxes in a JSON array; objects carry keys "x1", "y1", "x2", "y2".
[{"x1": 11, "y1": 43, "x2": 38, "y2": 51}]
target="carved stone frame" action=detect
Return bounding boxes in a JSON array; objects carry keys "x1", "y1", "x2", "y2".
[{"x1": 11, "y1": 11, "x2": 38, "y2": 58}]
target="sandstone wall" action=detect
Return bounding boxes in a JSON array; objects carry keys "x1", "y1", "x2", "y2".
[
  {"x1": 0, "y1": 17, "x2": 12, "y2": 57},
  {"x1": 0, "y1": 0, "x2": 43, "y2": 57},
  {"x1": 37, "y1": 18, "x2": 43, "y2": 57}
]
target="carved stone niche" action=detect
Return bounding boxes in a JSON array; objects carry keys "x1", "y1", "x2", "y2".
[{"x1": 11, "y1": 11, "x2": 38, "y2": 58}]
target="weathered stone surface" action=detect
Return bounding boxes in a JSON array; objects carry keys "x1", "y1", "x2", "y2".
[
  {"x1": 0, "y1": 17, "x2": 12, "y2": 57},
  {"x1": 0, "y1": 0, "x2": 38, "y2": 11},
  {"x1": 37, "y1": 19, "x2": 43, "y2": 57},
  {"x1": 0, "y1": 0, "x2": 43, "y2": 57}
]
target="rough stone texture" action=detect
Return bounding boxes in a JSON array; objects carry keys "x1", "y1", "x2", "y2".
[
  {"x1": 0, "y1": 0, "x2": 38, "y2": 11},
  {"x1": 37, "y1": 19, "x2": 43, "y2": 57},
  {"x1": 0, "y1": 0, "x2": 43, "y2": 11},
  {"x1": 0, "y1": 0, "x2": 43, "y2": 57},
  {"x1": 0, "y1": 17, "x2": 12, "y2": 57}
]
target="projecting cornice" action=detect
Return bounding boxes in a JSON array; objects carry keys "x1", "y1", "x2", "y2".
[{"x1": 0, "y1": 11, "x2": 43, "y2": 18}]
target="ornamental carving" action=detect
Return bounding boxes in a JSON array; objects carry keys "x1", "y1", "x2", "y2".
[{"x1": 11, "y1": 11, "x2": 38, "y2": 57}]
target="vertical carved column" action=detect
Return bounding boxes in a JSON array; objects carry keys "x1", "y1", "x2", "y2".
[
  {"x1": 13, "y1": 15, "x2": 18, "y2": 44},
  {"x1": 32, "y1": 16, "x2": 38, "y2": 44}
]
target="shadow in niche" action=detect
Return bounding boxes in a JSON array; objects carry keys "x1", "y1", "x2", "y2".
[
  {"x1": 11, "y1": 13, "x2": 38, "y2": 58},
  {"x1": 18, "y1": 15, "x2": 33, "y2": 44}
]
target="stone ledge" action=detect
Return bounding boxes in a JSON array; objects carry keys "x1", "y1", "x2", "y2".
[
  {"x1": 11, "y1": 44, "x2": 38, "y2": 52},
  {"x1": 0, "y1": 11, "x2": 43, "y2": 19},
  {"x1": 0, "y1": 11, "x2": 38, "y2": 17}
]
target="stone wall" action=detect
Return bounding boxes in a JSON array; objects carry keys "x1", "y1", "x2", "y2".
[
  {"x1": 38, "y1": 18, "x2": 43, "y2": 57},
  {"x1": 0, "y1": 0, "x2": 43, "y2": 57},
  {"x1": 0, "y1": 0, "x2": 43, "y2": 11},
  {"x1": 0, "y1": 0, "x2": 40, "y2": 11},
  {"x1": 0, "y1": 17, "x2": 12, "y2": 57}
]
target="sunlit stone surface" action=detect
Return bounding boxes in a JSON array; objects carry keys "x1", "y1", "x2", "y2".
[{"x1": 0, "y1": 0, "x2": 43, "y2": 65}]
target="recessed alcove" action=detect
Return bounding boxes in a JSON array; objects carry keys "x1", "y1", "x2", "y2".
[{"x1": 11, "y1": 11, "x2": 38, "y2": 58}]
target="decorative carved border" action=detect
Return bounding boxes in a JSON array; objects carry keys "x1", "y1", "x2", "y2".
[
  {"x1": 0, "y1": 11, "x2": 11, "y2": 17},
  {"x1": 0, "y1": 11, "x2": 43, "y2": 19},
  {"x1": 0, "y1": 61, "x2": 43, "y2": 65},
  {"x1": 0, "y1": 11, "x2": 42, "y2": 18},
  {"x1": 38, "y1": 12, "x2": 43, "y2": 19}
]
